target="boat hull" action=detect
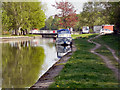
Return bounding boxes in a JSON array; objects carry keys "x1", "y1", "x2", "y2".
[{"x1": 56, "y1": 37, "x2": 72, "y2": 45}]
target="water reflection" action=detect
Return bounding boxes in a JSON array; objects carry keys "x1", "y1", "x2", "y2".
[
  {"x1": 2, "y1": 38, "x2": 58, "y2": 88},
  {"x1": 9, "y1": 41, "x2": 31, "y2": 48},
  {"x1": 56, "y1": 45, "x2": 72, "y2": 58}
]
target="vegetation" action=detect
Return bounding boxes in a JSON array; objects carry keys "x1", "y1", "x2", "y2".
[
  {"x1": 2, "y1": 2, "x2": 46, "y2": 35},
  {"x1": 44, "y1": 1, "x2": 120, "y2": 33},
  {"x1": 71, "y1": 34, "x2": 98, "y2": 39},
  {"x1": 94, "y1": 34, "x2": 120, "y2": 59},
  {"x1": 95, "y1": 46, "x2": 120, "y2": 69},
  {"x1": 42, "y1": 1, "x2": 78, "y2": 30},
  {"x1": 52, "y1": 1, "x2": 78, "y2": 29},
  {"x1": 49, "y1": 34, "x2": 119, "y2": 88},
  {"x1": 25, "y1": 34, "x2": 42, "y2": 37},
  {"x1": 107, "y1": 2, "x2": 120, "y2": 31},
  {"x1": 75, "y1": 2, "x2": 120, "y2": 32},
  {"x1": 45, "y1": 16, "x2": 54, "y2": 30},
  {"x1": 44, "y1": 15, "x2": 60, "y2": 30}
]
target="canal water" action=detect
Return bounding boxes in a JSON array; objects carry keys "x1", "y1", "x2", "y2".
[{"x1": 2, "y1": 38, "x2": 72, "y2": 88}]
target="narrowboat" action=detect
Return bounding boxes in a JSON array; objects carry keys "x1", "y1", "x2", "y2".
[{"x1": 56, "y1": 29, "x2": 72, "y2": 45}]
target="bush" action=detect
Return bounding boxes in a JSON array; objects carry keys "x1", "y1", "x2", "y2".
[{"x1": 2, "y1": 31, "x2": 10, "y2": 35}]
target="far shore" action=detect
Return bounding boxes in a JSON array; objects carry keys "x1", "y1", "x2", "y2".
[{"x1": 0, "y1": 35, "x2": 42, "y2": 43}]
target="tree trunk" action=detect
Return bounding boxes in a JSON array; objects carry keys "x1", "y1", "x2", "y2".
[
  {"x1": 23, "y1": 30, "x2": 25, "y2": 35},
  {"x1": 25, "y1": 29, "x2": 28, "y2": 34},
  {"x1": 15, "y1": 29, "x2": 18, "y2": 35}
]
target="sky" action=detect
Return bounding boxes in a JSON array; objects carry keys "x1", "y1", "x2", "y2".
[{"x1": 40, "y1": 0, "x2": 89, "y2": 18}]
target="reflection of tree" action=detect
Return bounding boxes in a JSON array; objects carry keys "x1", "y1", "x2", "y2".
[
  {"x1": 47, "y1": 42, "x2": 54, "y2": 48},
  {"x1": 2, "y1": 43, "x2": 45, "y2": 88},
  {"x1": 45, "y1": 39, "x2": 55, "y2": 48},
  {"x1": 11, "y1": 41, "x2": 30, "y2": 48}
]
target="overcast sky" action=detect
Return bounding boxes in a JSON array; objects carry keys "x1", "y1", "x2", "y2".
[{"x1": 40, "y1": 0, "x2": 89, "y2": 18}]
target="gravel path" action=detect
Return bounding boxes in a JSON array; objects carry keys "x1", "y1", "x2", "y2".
[{"x1": 88, "y1": 35, "x2": 120, "y2": 81}]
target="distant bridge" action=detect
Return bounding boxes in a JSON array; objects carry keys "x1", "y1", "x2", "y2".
[{"x1": 29, "y1": 30, "x2": 58, "y2": 38}]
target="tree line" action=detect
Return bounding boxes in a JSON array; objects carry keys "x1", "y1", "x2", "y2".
[
  {"x1": 43, "y1": 1, "x2": 78, "y2": 30},
  {"x1": 44, "y1": 1, "x2": 120, "y2": 33},
  {"x1": 76, "y1": 2, "x2": 120, "y2": 32},
  {"x1": 2, "y1": 2, "x2": 46, "y2": 35},
  {"x1": 2, "y1": 1, "x2": 120, "y2": 35}
]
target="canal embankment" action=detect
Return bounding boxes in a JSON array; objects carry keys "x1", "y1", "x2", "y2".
[
  {"x1": 93, "y1": 34, "x2": 120, "y2": 60},
  {"x1": 0, "y1": 35, "x2": 42, "y2": 43},
  {"x1": 2, "y1": 34, "x2": 119, "y2": 88},
  {"x1": 48, "y1": 34, "x2": 119, "y2": 88},
  {"x1": 88, "y1": 34, "x2": 120, "y2": 82},
  {"x1": 30, "y1": 41, "x2": 77, "y2": 88}
]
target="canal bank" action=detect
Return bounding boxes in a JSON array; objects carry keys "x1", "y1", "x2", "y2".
[
  {"x1": 1, "y1": 34, "x2": 119, "y2": 88},
  {"x1": 29, "y1": 34, "x2": 100, "y2": 88},
  {"x1": 30, "y1": 41, "x2": 77, "y2": 88},
  {"x1": 0, "y1": 35, "x2": 42, "y2": 43},
  {"x1": 48, "y1": 34, "x2": 119, "y2": 88}
]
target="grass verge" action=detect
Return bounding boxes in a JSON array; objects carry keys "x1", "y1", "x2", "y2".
[
  {"x1": 24, "y1": 34, "x2": 42, "y2": 37},
  {"x1": 0, "y1": 35, "x2": 11, "y2": 37},
  {"x1": 0, "y1": 34, "x2": 42, "y2": 37},
  {"x1": 95, "y1": 46, "x2": 120, "y2": 69},
  {"x1": 49, "y1": 34, "x2": 119, "y2": 88},
  {"x1": 71, "y1": 34, "x2": 98, "y2": 39},
  {"x1": 94, "y1": 34, "x2": 120, "y2": 59}
]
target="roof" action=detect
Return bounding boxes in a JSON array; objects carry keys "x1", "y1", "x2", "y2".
[
  {"x1": 57, "y1": 29, "x2": 70, "y2": 33},
  {"x1": 102, "y1": 25, "x2": 114, "y2": 26}
]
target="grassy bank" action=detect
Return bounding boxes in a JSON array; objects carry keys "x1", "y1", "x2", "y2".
[
  {"x1": 49, "y1": 34, "x2": 119, "y2": 88},
  {"x1": 0, "y1": 34, "x2": 42, "y2": 37},
  {"x1": 0, "y1": 35, "x2": 11, "y2": 37},
  {"x1": 94, "y1": 34, "x2": 120, "y2": 73},
  {"x1": 95, "y1": 45, "x2": 120, "y2": 70},
  {"x1": 71, "y1": 34, "x2": 98, "y2": 39},
  {"x1": 94, "y1": 34, "x2": 120, "y2": 59}
]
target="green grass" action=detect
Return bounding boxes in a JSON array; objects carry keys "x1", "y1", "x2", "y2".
[
  {"x1": 49, "y1": 34, "x2": 119, "y2": 88},
  {"x1": 0, "y1": 34, "x2": 42, "y2": 37},
  {"x1": 24, "y1": 34, "x2": 42, "y2": 37},
  {"x1": 95, "y1": 46, "x2": 120, "y2": 69},
  {"x1": 0, "y1": 35, "x2": 11, "y2": 37},
  {"x1": 94, "y1": 34, "x2": 120, "y2": 59},
  {"x1": 94, "y1": 34, "x2": 120, "y2": 74},
  {"x1": 71, "y1": 34, "x2": 98, "y2": 39}
]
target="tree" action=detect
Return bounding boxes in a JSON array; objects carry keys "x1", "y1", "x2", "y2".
[
  {"x1": 107, "y1": 2, "x2": 120, "y2": 32},
  {"x1": 2, "y1": 8, "x2": 12, "y2": 34},
  {"x1": 82, "y1": 2, "x2": 110, "y2": 26},
  {"x1": 81, "y1": 2, "x2": 120, "y2": 33},
  {"x1": 51, "y1": 15, "x2": 60, "y2": 30},
  {"x1": 75, "y1": 1, "x2": 112, "y2": 33},
  {"x1": 45, "y1": 15, "x2": 60, "y2": 30},
  {"x1": 52, "y1": 0, "x2": 78, "y2": 28},
  {"x1": 45, "y1": 16, "x2": 53, "y2": 30},
  {"x1": 2, "y1": 2, "x2": 46, "y2": 35}
]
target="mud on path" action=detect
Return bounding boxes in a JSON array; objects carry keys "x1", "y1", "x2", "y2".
[
  {"x1": 30, "y1": 42, "x2": 77, "y2": 89},
  {"x1": 88, "y1": 35, "x2": 120, "y2": 81}
]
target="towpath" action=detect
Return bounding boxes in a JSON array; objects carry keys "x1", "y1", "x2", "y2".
[{"x1": 88, "y1": 35, "x2": 120, "y2": 81}]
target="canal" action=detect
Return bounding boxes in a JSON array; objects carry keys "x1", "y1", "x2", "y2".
[{"x1": 2, "y1": 37, "x2": 72, "y2": 88}]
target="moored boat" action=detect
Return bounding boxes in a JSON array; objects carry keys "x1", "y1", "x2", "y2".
[{"x1": 56, "y1": 29, "x2": 72, "y2": 45}]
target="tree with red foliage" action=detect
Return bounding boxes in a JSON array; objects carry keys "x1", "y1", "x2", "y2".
[{"x1": 52, "y1": 0, "x2": 78, "y2": 28}]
